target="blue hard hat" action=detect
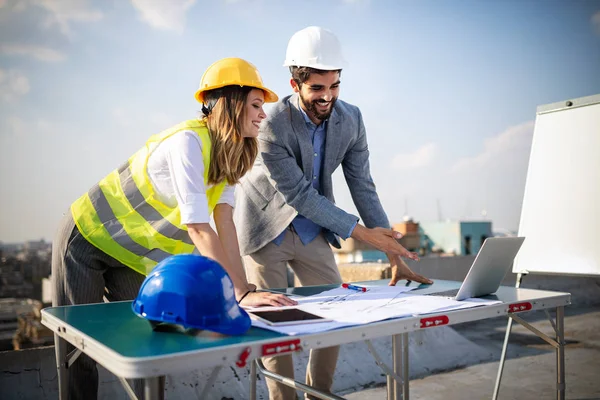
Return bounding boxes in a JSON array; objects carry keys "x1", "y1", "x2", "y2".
[{"x1": 132, "y1": 254, "x2": 251, "y2": 335}]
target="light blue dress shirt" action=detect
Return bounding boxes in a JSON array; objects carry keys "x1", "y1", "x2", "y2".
[{"x1": 273, "y1": 107, "x2": 327, "y2": 246}]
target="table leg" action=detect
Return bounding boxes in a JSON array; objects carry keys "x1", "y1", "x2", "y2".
[
  {"x1": 250, "y1": 360, "x2": 257, "y2": 400},
  {"x1": 54, "y1": 333, "x2": 68, "y2": 400},
  {"x1": 556, "y1": 306, "x2": 565, "y2": 400},
  {"x1": 144, "y1": 377, "x2": 162, "y2": 400},
  {"x1": 392, "y1": 334, "x2": 402, "y2": 400},
  {"x1": 387, "y1": 375, "x2": 393, "y2": 400},
  {"x1": 402, "y1": 332, "x2": 409, "y2": 400},
  {"x1": 493, "y1": 272, "x2": 524, "y2": 400},
  {"x1": 255, "y1": 358, "x2": 345, "y2": 400},
  {"x1": 493, "y1": 317, "x2": 514, "y2": 399}
]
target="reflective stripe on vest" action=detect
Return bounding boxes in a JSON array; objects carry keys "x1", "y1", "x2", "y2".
[
  {"x1": 117, "y1": 162, "x2": 193, "y2": 246},
  {"x1": 71, "y1": 120, "x2": 227, "y2": 275}
]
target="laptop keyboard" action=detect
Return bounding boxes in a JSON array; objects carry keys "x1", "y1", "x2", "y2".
[{"x1": 426, "y1": 289, "x2": 460, "y2": 298}]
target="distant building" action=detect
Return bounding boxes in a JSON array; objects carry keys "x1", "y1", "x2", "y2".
[
  {"x1": 320, "y1": 219, "x2": 494, "y2": 261},
  {"x1": 0, "y1": 259, "x2": 35, "y2": 299},
  {"x1": 419, "y1": 221, "x2": 493, "y2": 256},
  {"x1": 23, "y1": 240, "x2": 52, "y2": 262},
  {"x1": 332, "y1": 238, "x2": 386, "y2": 264},
  {"x1": 42, "y1": 277, "x2": 53, "y2": 304},
  {"x1": 0, "y1": 240, "x2": 52, "y2": 300},
  {"x1": 332, "y1": 217, "x2": 423, "y2": 262},
  {"x1": 392, "y1": 216, "x2": 421, "y2": 252},
  {"x1": 0, "y1": 298, "x2": 52, "y2": 351}
]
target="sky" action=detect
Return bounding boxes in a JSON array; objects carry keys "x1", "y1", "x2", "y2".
[{"x1": 0, "y1": 0, "x2": 599, "y2": 243}]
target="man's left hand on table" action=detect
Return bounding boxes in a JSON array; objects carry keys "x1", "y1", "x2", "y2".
[{"x1": 386, "y1": 253, "x2": 433, "y2": 286}]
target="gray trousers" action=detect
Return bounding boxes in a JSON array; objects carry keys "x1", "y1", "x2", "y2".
[
  {"x1": 52, "y1": 211, "x2": 148, "y2": 399},
  {"x1": 244, "y1": 228, "x2": 342, "y2": 400}
]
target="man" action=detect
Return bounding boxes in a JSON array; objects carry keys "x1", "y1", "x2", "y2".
[{"x1": 235, "y1": 26, "x2": 432, "y2": 399}]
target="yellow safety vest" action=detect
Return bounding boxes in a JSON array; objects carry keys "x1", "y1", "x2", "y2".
[{"x1": 71, "y1": 120, "x2": 226, "y2": 276}]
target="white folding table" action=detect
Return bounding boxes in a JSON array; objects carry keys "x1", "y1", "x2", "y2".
[{"x1": 41, "y1": 279, "x2": 570, "y2": 399}]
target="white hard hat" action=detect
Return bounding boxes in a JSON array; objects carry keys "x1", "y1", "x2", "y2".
[{"x1": 283, "y1": 26, "x2": 347, "y2": 70}]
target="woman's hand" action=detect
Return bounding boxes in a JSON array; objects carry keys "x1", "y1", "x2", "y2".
[{"x1": 239, "y1": 291, "x2": 298, "y2": 308}]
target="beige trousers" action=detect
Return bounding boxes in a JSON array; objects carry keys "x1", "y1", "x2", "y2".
[{"x1": 244, "y1": 227, "x2": 342, "y2": 400}]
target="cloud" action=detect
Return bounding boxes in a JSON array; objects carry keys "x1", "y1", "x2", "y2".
[
  {"x1": 593, "y1": 10, "x2": 600, "y2": 36},
  {"x1": 10, "y1": 0, "x2": 28, "y2": 12},
  {"x1": 378, "y1": 121, "x2": 536, "y2": 230},
  {"x1": 0, "y1": 0, "x2": 26, "y2": 11},
  {"x1": 2, "y1": 117, "x2": 53, "y2": 138},
  {"x1": 450, "y1": 121, "x2": 534, "y2": 173},
  {"x1": 425, "y1": 120, "x2": 535, "y2": 229},
  {"x1": 391, "y1": 142, "x2": 439, "y2": 171},
  {"x1": 131, "y1": 0, "x2": 196, "y2": 34},
  {"x1": 7, "y1": 0, "x2": 104, "y2": 37},
  {"x1": 113, "y1": 107, "x2": 175, "y2": 130},
  {"x1": 0, "y1": 43, "x2": 66, "y2": 62},
  {"x1": 5, "y1": 116, "x2": 26, "y2": 138},
  {"x1": 0, "y1": 68, "x2": 30, "y2": 102},
  {"x1": 112, "y1": 108, "x2": 132, "y2": 128},
  {"x1": 0, "y1": 117, "x2": 52, "y2": 140},
  {"x1": 39, "y1": 0, "x2": 103, "y2": 36}
]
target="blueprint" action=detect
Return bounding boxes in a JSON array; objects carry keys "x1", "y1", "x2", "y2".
[{"x1": 249, "y1": 285, "x2": 501, "y2": 335}]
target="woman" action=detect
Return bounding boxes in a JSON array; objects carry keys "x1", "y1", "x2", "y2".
[{"x1": 52, "y1": 57, "x2": 296, "y2": 399}]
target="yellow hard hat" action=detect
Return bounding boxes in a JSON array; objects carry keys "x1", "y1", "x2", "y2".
[{"x1": 194, "y1": 58, "x2": 278, "y2": 104}]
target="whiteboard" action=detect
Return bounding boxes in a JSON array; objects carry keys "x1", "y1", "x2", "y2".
[{"x1": 514, "y1": 94, "x2": 600, "y2": 276}]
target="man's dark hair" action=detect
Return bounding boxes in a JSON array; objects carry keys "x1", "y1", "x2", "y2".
[{"x1": 290, "y1": 66, "x2": 342, "y2": 87}]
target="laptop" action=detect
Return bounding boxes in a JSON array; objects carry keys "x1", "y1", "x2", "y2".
[{"x1": 426, "y1": 237, "x2": 525, "y2": 301}]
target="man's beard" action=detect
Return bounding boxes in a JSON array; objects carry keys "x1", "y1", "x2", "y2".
[{"x1": 300, "y1": 93, "x2": 337, "y2": 121}]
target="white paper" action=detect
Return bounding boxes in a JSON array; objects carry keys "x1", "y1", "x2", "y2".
[
  {"x1": 248, "y1": 285, "x2": 418, "y2": 312},
  {"x1": 249, "y1": 285, "x2": 501, "y2": 335}
]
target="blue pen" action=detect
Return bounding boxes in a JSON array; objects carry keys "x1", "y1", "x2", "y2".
[{"x1": 342, "y1": 283, "x2": 367, "y2": 292}]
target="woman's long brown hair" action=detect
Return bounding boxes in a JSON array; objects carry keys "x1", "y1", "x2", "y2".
[{"x1": 203, "y1": 87, "x2": 258, "y2": 185}]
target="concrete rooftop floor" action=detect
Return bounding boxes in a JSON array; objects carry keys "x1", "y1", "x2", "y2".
[{"x1": 342, "y1": 307, "x2": 600, "y2": 400}]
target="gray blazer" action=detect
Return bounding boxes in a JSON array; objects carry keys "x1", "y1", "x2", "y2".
[{"x1": 234, "y1": 93, "x2": 390, "y2": 256}]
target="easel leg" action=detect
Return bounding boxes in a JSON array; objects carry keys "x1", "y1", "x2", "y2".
[
  {"x1": 54, "y1": 333, "x2": 68, "y2": 400},
  {"x1": 492, "y1": 272, "x2": 525, "y2": 400},
  {"x1": 556, "y1": 306, "x2": 565, "y2": 400}
]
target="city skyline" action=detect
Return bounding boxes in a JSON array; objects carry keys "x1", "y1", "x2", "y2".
[{"x1": 1, "y1": 0, "x2": 600, "y2": 242}]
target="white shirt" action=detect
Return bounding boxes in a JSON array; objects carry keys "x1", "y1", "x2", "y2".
[{"x1": 146, "y1": 130, "x2": 235, "y2": 224}]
